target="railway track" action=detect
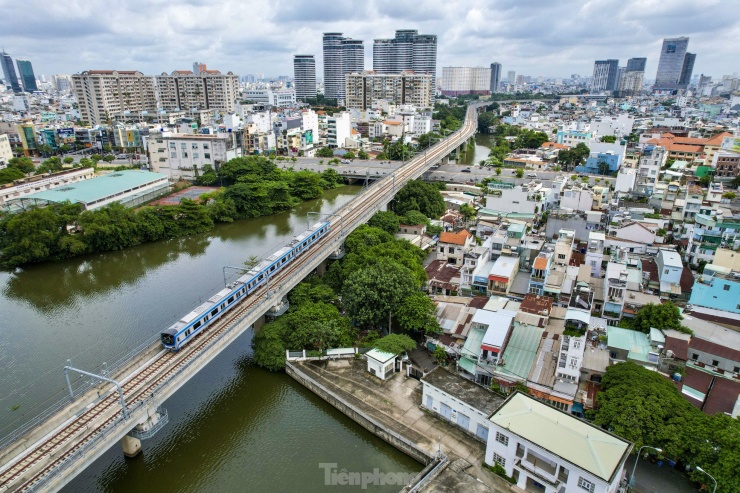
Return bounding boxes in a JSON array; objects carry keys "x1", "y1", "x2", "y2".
[{"x1": 0, "y1": 108, "x2": 478, "y2": 493}]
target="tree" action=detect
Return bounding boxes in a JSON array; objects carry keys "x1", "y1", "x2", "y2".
[
  {"x1": 459, "y1": 203, "x2": 477, "y2": 224},
  {"x1": 58, "y1": 144, "x2": 71, "y2": 154},
  {"x1": 357, "y1": 150, "x2": 369, "y2": 160},
  {"x1": 632, "y1": 301, "x2": 691, "y2": 334},
  {"x1": 102, "y1": 155, "x2": 115, "y2": 162},
  {"x1": 344, "y1": 151, "x2": 355, "y2": 160},
  {"x1": 63, "y1": 157, "x2": 74, "y2": 165},
  {"x1": 401, "y1": 210, "x2": 430, "y2": 227},
  {"x1": 433, "y1": 346, "x2": 447, "y2": 365},
  {"x1": 251, "y1": 322, "x2": 287, "y2": 371},
  {"x1": 37, "y1": 144, "x2": 53, "y2": 157},
  {"x1": 396, "y1": 292, "x2": 440, "y2": 334},
  {"x1": 290, "y1": 170, "x2": 324, "y2": 200},
  {"x1": 391, "y1": 180, "x2": 446, "y2": 218},
  {"x1": 373, "y1": 334, "x2": 416, "y2": 355},
  {"x1": 79, "y1": 158, "x2": 93, "y2": 168},
  {"x1": 600, "y1": 135, "x2": 617, "y2": 143},
  {"x1": 342, "y1": 262, "x2": 418, "y2": 328},
  {"x1": 281, "y1": 302, "x2": 353, "y2": 351},
  {"x1": 495, "y1": 168, "x2": 502, "y2": 176},
  {"x1": 7, "y1": 157, "x2": 35, "y2": 174},
  {"x1": 597, "y1": 160, "x2": 611, "y2": 176},
  {"x1": 316, "y1": 147, "x2": 334, "y2": 158},
  {"x1": 35, "y1": 157, "x2": 63, "y2": 174},
  {"x1": 515, "y1": 168, "x2": 524, "y2": 178},
  {"x1": 0, "y1": 167, "x2": 25, "y2": 185},
  {"x1": 195, "y1": 164, "x2": 219, "y2": 186},
  {"x1": 368, "y1": 211, "x2": 400, "y2": 235},
  {"x1": 90, "y1": 154, "x2": 102, "y2": 164},
  {"x1": 722, "y1": 191, "x2": 736, "y2": 200}
]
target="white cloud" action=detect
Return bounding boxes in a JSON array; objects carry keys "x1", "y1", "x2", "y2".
[{"x1": 0, "y1": 0, "x2": 736, "y2": 79}]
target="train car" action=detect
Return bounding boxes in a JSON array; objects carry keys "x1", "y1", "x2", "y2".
[{"x1": 161, "y1": 220, "x2": 330, "y2": 350}]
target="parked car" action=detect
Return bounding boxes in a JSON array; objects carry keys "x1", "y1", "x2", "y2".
[
  {"x1": 462, "y1": 168, "x2": 471, "y2": 173},
  {"x1": 527, "y1": 173, "x2": 537, "y2": 178},
  {"x1": 340, "y1": 160, "x2": 350, "y2": 164}
]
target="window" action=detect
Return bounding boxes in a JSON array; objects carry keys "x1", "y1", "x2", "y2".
[
  {"x1": 192, "y1": 143, "x2": 198, "y2": 149},
  {"x1": 203, "y1": 144, "x2": 209, "y2": 150},
  {"x1": 724, "y1": 284, "x2": 730, "y2": 291},
  {"x1": 691, "y1": 353, "x2": 699, "y2": 360},
  {"x1": 449, "y1": 247, "x2": 454, "y2": 253},
  {"x1": 558, "y1": 254, "x2": 566, "y2": 260},
  {"x1": 204, "y1": 153, "x2": 210, "y2": 159},
  {"x1": 169, "y1": 142, "x2": 176, "y2": 149},
  {"x1": 193, "y1": 153, "x2": 199, "y2": 159},
  {"x1": 495, "y1": 432, "x2": 509, "y2": 446},
  {"x1": 712, "y1": 360, "x2": 719, "y2": 367},
  {"x1": 182, "y1": 151, "x2": 188, "y2": 158},
  {"x1": 578, "y1": 477, "x2": 595, "y2": 492},
  {"x1": 170, "y1": 152, "x2": 177, "y2": 158},
  {"x1": 492, "y1": 453, "x2": 505, "y2": 467},
  {"x1": 734, "y1": 366, "x2": 739, "y2": 373},
  {"x1": 664, "y1": 269, "x2": 669, "y2": 275},
  {"x1": 181, "y1": 143, "x2": 186, "y2": 148}
]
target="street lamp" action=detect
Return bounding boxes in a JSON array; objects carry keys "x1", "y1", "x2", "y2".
[
  {"x1": 629, "y1": 446, "x2": 662, "y2": 489},
  {"x1": 695, "y1": 466, "x2": 717, "y2": 493}
]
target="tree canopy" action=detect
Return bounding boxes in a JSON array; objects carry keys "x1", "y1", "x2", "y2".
[
  {"x1": 391, "y1": 180, "x2": 445, "y2": 218},
  {"x1": 593, "y1": 362, "x2": 740, "y2": 493},
  {"x1": 373, "y1": 334, "x2": 416, "y2": 355},
  {"x1": 631, "y1": 301, "x2": 691, "y2": 334}
]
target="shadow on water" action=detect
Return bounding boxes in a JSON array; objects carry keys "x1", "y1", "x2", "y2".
[{"x1": 3, "y1": 235, "x2": 212, "y2": 314}]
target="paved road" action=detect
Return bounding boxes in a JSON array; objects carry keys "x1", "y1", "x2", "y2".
[{"x1": 629, "y1": 455, "x2": 700, "y2": 493}]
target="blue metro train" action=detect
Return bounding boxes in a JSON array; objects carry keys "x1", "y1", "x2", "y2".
[{"x1": 160, "y1": 221, "x2": 331, "y2": 350}]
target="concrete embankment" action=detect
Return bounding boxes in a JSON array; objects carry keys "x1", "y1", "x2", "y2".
[{"x1": 286, "y1": 359, "x2": 513, "y2": 493}]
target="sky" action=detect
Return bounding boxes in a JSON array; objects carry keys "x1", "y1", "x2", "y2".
[{"x1": 0, "y1": 0, "x2": 738, "y2": 81}]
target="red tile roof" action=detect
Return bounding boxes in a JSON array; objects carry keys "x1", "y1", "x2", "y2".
[
  {"x1": 704, "y1": 377, "x2": 740, "y2": 415},
  {"x1": 520, "y1": 294, "x2": 553, "y2": 315},
  {"x1": 439, "y1": 229, "x2": 472, "y2": 245},
  {"x1": 704, "y1": 132, "x2": 733, "y2": 146}
]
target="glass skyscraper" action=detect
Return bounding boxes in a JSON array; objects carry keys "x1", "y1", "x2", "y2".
[
  {"x1": 0, "y1": 50, "x2": 21, "y2": 93},
  {"x1": 16, "y1": 59, "x2": 38, "y2": 92},
  {"x1": 654, "y1": 37, "x2": 695, "y2": 91},
  {"x1": 293, "y1": 55, "x2": 317, "y2": 102}
]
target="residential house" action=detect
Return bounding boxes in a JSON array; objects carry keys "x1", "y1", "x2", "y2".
[
  {"x1": 689, "y1": 265, "x2": 740, "y2": 315},
  {"x1": 488, "y1": 255, "x2": 520, "y2": 296},
  {"x1": 421, "y1": 367, "x2": 505, "y2": 442},
  {"x1": 485, "y1": 392, "x2": 632, "y2": 493},
  {"x1": 436, "y1": 229, "x2": 473, "y2": 265},
  {"x1": 607, "y1": 326, "x2": 662, "y2": 367},
  {"x1": 656, "y1": 249, "x2": 684, "y2": 299}
]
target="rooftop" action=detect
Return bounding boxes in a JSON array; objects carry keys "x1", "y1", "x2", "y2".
[
  {"x1": 489, "y1": 392, "x2": 632, "y2": 483},
  {"x1": 439, "y1": 229, "x2": 471, "y2": 246},
  {"x1": 22, "y1": 171, "x2": 167, "y2": 206},
  {"x1": 498, "y1": 323, "x2": 544, "y2": 379},
  {"x1": 422, "y1": 367, "x2": 505, "y2": 415}
]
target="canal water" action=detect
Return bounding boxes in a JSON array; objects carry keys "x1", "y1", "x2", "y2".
[
  {"x1": 0, "y1": 185, "x2": 421, "y2": 492},
  {"x1": 456, "y1": 133, "x2": 495, "y2": 166}
]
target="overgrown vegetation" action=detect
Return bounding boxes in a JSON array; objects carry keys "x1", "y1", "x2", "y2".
[
  {"x1": 592, "y1": 362, "x2": 739, "y2": 493},
  {"x1": 0, "y1": 156, "x2": 343, "y2": 268}
]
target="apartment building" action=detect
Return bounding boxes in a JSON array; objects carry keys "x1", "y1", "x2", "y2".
[
  {"x1": 345, "y1": 71, "x2": 433, "y2": 110},
  {"x1": 635, "y1": 145, "x2": 667, "y2": 195},
  {"x1": 0, "y1": 134, "x2": 12, "y2": 167},
  {"x1": 440, "y1": 67, "x2": 491, "y2": 96},
  {"x1": 148, "y1": 132, "x2": 241, "y2": 180},
  {"x1": 155, "y1": 70, "x2": 238, "y2": 113},
  {"x1": 72, "y1": 70, "x2": 157, "y2": 125}
]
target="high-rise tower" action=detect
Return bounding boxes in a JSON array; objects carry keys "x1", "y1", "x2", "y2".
[
  {"x1": 16, "y1": 59, "x2": 38, "y2": 92},
  {"x1": 293, "y1": 55, "x2": 317, "y2": 102},
  {"x1": 372, "y1": 30, "x2": 437, "y2": 88},
  {"x1": 0, "y1": 50, "x2": 21, "y2": 93},
  {"x1": 591, "y1": 59, "x2": 619, "y2": 92},
  {"x1": 322, "y1": 33, "x2": 364, "y2": 102},
  {"x1": 654, "y1": 37, "x2": 695, "y2": 92},
  {"x1": 490, "y1": 63, "x2": 501, "y2": 93}
]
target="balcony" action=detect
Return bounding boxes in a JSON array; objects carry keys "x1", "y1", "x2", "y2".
[{"x1": 602, "y1": 310, "x2": 621, "y2": 319}]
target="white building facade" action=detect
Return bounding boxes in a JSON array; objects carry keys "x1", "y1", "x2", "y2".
[{"x1": 148, "y1": 133, "x2": 241, "y2": 180}]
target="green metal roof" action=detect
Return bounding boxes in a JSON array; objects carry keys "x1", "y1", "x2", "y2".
[
  {"x1": 461, "y1": 327, "x2": 486, "y2": 360},
  {"x1": 498, "y1": 323, "x2": 543, "y2": 379},
  {"x1": 489, "y1": 393, "x2": 632, "y2": 482},
  {"x1": 607, "y1": 327, "x2": 652, "y2": 361},
  {"x1": 458, "y1": 356, "x2": 476, "y2": 374},
  {"x1": 24, "y1": 170, "x2": 168, "y2": 206}
]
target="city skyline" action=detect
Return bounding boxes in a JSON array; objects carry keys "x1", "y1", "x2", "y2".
[{"x1": 0, "y1": 0, "x2": 737, "y2": 81}]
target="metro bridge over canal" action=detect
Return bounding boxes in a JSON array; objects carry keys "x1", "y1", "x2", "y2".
[{"x1": 0, "y1": 103, "x2": 484, "y2": 493}]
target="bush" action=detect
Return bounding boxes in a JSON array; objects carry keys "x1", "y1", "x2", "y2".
[{"x1": 485, "y1": 462, "x2": 516, "y2": 484}]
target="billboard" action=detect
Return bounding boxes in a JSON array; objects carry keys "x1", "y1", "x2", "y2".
[
  {"x1": 304, "y1": 129, "x2": 313, "y2": 145},
  {"x1": 56, "y1": 128, "x2": 74, "y2": 139},
  {"x1": 720, "y1": 136, "x2": 740, "y2": 153}
]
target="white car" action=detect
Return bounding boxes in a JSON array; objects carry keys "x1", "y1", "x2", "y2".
[{"x1": 526, "y1": 173, "x2": 537, "y2": 178}]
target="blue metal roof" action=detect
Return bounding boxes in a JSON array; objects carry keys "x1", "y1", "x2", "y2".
[{"x1": 24, "y1": 170, "x2": 168, "y2": 205}]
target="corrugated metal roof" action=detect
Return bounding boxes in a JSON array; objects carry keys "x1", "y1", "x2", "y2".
[
  {"x1": 499, "y1": 323, "x2": 544, "y2": 379},
  {"x1": 461, "y1": 327, "x2": 485, "y2": 360},
  {"x1": 607, "y1": 326, "x2": 652, "y2": 360},
  {"x1": 24, "y1": 170, "x2": 167, "y2": 205}
]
